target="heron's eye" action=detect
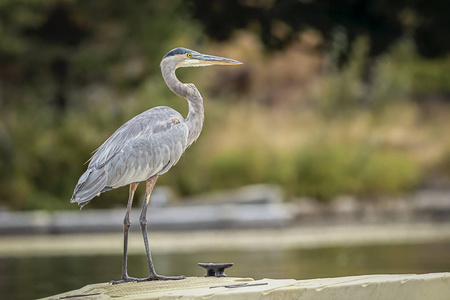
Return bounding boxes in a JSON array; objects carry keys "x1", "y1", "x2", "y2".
[{"x1": 187, "y1": 53, "x2": 192, "y2": 58}]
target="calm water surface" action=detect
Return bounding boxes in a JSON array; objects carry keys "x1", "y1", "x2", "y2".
[{"x1": 1, "y1": 241, "x2": 449, "y2": 299}]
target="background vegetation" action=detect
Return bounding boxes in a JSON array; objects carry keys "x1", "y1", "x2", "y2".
[{"x1": 1, "y1": 0, "x2": 450, "y2": 210}]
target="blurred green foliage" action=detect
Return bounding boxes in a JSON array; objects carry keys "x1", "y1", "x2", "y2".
[
  {"x1": 0, "y1": 0, "x2": 199, "y2": 209},
  {"x1": 292, "y1": 145, "x2": 420, "y2": 200},
  {"x1": 168, "y1": 139, "x2": 420, "y2": 202},
  {"x1": 1, "y1": 1, "x2": 450, "y2": 210}
]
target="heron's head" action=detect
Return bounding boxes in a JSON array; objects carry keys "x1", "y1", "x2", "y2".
[{"x1": 162, "y1": 47, "x2": 242, "y2": 68}]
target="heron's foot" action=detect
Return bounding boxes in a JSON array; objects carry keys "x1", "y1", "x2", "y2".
[
  {"x1": 110, "y1": 276, "x2": 142, "y2": 285},
  {"x1": 137, "y1": 274, "x2": 186, "y2": 282}
]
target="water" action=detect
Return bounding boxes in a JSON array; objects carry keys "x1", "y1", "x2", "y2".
[{"x1": 1, "y1": 241, "x2": 449, "y2": 299}]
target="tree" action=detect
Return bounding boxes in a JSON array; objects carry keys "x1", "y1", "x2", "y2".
[{"x1": 189, "y1": 0, "x2": 450, "y2": 60}]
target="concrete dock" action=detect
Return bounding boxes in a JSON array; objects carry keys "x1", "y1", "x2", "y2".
[{"x1": 40, "y1": 273, "x2": 450, "y2": 300}]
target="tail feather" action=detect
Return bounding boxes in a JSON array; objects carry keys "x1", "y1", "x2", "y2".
[{"x1": 70, "y1": 168, "x2": 108, "y2": 208}]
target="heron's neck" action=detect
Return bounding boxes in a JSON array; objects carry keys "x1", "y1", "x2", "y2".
[
  {"x1": 185, "y1": 89, "x2": 204, "y2": 146},
  {"x1": 161, "y1": 63, "x2": 205, "y2": 147}
]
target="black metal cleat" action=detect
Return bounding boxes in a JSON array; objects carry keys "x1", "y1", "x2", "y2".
[{"x1": 198, "y1": 263, "x2": 234, "y2": 277}]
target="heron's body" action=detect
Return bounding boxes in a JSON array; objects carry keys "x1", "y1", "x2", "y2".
[
  {"x1": 71, "y1": 106, "x2": 191, "y2": 207},
  {"x1": 70, "y1": 47, "x2": 241, "y2": 284}
]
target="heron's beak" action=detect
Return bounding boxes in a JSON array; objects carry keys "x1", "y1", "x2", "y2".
[
  {"x1": 180, "y1": 53, "x2": 242, "y2": 67},
  {"x1": 198, "y1": 54, "x2": 243, "y2": 66}
]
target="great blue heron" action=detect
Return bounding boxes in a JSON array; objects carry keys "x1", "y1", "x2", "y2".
[{"x1": 70, "y1": 47, "x2": 242, "y2": 284}]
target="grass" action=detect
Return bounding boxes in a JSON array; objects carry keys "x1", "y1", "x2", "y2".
[{"x1": 165, "y1": 101, "x2": 429, "y2": 200}]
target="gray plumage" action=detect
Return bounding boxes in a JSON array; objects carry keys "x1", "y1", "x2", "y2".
[
  {"x1": 71, "y1": 107, "x2": 189, "y2": 207},
  {"x1": 69, "y1": 47, "x2": 241, "y2": 283}
]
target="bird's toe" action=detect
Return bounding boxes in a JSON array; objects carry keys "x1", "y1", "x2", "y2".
[
  {"x1": 110, "y1": 276, "x2": 142, "y2": 285},
  {"x1": 141, "y1": 274, "x2": 186, "y2": 281}
]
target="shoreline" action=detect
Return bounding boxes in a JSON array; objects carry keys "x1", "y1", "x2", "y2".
[{"x1": 1, "y1": 221, "x2": 449, "y2": 257}]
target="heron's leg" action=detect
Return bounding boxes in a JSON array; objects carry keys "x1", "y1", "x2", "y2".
[
  {"x1": 111, "y1": 183, "x2": 139, "y2": 284},
  {"x1": 138, "y1": 175, "x2": 184, "y2": 281}
]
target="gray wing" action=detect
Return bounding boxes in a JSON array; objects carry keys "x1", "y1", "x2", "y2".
[{"x1": 70, "y1": 106, "x2": 188, "y2": 207}]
